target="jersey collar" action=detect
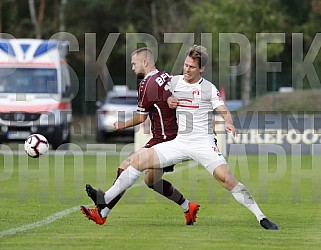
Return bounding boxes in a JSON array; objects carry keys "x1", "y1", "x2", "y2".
[
  {"x1": 183, "y1": 76, "x2": 204, "y2": 85},
  {"x1": 144, "y1": 69, "x2": 159, "y2": 79}
]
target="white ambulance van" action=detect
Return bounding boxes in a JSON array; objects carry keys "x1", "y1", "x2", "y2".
[{"x1": 0, "y1": 39, "x2": 72, "y2": 149}]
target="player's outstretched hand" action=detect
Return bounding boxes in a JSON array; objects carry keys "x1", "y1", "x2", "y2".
[
  {"x1": 113, "y1": 121, "x2": 125, "y2": 131},
  {"x1": 225, "y1": 123, "x2": 238, "y2": 137}
]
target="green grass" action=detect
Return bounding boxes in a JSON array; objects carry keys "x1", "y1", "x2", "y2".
[{"x1": 0, "y1": 152, "x2": 321, "y2": 249}]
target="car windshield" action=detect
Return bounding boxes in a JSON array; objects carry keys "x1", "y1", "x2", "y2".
[
  {"x1": 0, "y1": 68, "x2": 58, "y2": 94},
  {"x1": 109, "y1": 96, "x2": 137, "y2": 105}
]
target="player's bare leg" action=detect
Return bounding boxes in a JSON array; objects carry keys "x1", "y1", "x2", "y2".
[{"x1": 212, "y1": 163, "x2": 278, "y2": 230}]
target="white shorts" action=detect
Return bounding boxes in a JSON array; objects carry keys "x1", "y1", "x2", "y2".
[{"x1": 152, "y1": 135, "x2": 227, "y2": 174}]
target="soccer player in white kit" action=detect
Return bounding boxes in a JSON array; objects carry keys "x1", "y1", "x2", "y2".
[{"x1": 86, "y1": 45, "x2": 278, "y2": 230}]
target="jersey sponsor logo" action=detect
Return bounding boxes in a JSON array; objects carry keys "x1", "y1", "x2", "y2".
[
  {"x1": 155, "y1": 72, "x2": 170, "y2": 86},
  {"x1": 164, "y1": 83, "x2": 170, "y2": 91}
]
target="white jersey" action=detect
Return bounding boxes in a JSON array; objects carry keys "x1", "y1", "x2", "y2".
[
  {"x1": 153, "y1": 75, "x2": 227, "y2": 172},
  {"x1": 169, "y1": 75, "x2": 224, "y2": 140}
]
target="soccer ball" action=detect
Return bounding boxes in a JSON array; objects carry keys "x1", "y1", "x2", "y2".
[{"x1": 24, "y1": 134, "x2": 49, "y2": 158}]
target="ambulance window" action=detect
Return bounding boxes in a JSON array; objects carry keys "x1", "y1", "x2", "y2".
[
  {"x1": 0, "y1": 68, "x2": 58, "y2": 93},
  {"x1": 33, "y1": 69, "x2": 58, "y2": 93}
]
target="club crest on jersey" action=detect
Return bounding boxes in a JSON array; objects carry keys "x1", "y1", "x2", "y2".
[{"x1": 192, "y1": 90, "x2": 200, "y2": 98}]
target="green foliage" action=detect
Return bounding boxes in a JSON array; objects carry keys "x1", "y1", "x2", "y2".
[
  {"x1": 188, "y1": 0, "x2": 287, "y2": 63},
  {"x1": 1, "y1": 0, "x2": 321, "y2": 111}
]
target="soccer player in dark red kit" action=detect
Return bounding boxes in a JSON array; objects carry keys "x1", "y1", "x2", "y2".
[{"x1": 80, "y1": 47, "x2": 199, "y2": 225}]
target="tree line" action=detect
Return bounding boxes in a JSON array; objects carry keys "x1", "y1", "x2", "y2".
[{"x1": 0, "y1": 0, "x2": 321, "y2": 113}]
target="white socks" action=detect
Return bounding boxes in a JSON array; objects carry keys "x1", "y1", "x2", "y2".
[
  {"x1": 100, "y1": 207, "x2": 111, "y2": 218},
  {"x1": 100, "y1": 166, "x2": 142, "y2": 218},
  {"x1": 99, "y1": 171, "x2": 266, "y2": 222},
  {"x1": 230, "y1": 182, "x2": 265, "y2": 221},
  {"x1": 180, "y1": 199, "x2": 190, "y2": 212}
]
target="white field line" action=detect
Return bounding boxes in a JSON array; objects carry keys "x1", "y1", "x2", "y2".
[
  {"x1": 0, "y1": 162, "x2": 197, "y2": 239},
  {"x1": 0, "y1": 206, "x2": 81, "y2": 239}
]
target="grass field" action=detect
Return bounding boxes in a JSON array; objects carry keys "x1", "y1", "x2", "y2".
[{"x1": 0, "y1": 148, "x2": 321, "y2": 249}]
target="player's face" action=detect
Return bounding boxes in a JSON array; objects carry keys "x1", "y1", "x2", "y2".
[
  {"x1": 131, "y1": 54, "x2": 145, "y2": 79},
  {"x1": 183, "y1": 56, "x2": 204, "y2": 83}
]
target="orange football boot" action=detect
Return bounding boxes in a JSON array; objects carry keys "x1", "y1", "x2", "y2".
[
  {"x1": 80, "y1": 206, "x2": 106, "y2": 225},
  {"x1": 184, "y1": 202, "x2": 200, "y2": 225}
]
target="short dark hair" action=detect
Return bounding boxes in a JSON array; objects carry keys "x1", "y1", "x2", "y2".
[{"x1": 186, "y1": 45, "x2": 208, "y2": 68}]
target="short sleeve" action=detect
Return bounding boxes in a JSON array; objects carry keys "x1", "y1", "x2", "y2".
[
  {"x1": 210, "y1": 84, "x2": 225, "y2": 110},
  {"x1": 168, "y1": 75, "x2": 181, "y2": 94}
]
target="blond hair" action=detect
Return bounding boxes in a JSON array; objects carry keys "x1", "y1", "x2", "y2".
[{"x1": 131, "y1": 47, "x2": 155, "y2": 62}]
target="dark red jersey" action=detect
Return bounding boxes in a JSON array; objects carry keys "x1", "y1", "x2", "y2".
[{"x1": 137, "y1": 70, "x2": 178, "y2": 140}]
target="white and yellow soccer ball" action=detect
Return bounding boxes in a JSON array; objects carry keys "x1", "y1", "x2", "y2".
[{"x1": 24, "y1": 134, "x2": 49, "y2": 158}]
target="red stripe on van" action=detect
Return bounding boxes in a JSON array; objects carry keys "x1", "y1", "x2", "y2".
[{"x1": 0, "y1": 102, "x2": 70, "y2": 113}]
